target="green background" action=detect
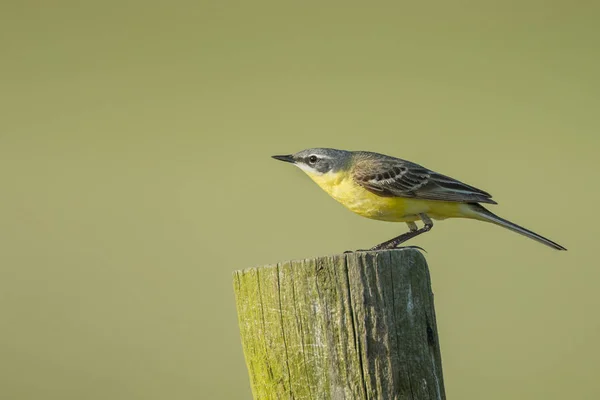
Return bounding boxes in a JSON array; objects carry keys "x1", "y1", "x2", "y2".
[{"x1": 1, "y1": 1, "x2": 599, "y2": 399}]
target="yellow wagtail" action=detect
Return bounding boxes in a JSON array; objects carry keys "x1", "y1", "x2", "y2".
[{"x1": 272, "y1": 148, "x2": 566, "y2": 251}]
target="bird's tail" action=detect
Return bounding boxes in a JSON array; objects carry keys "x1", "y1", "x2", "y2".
[{"x1": 465, "y1": 203, "x2": 566, "y2": 251}]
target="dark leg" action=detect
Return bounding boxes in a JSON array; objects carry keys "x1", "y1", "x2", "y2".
[{"x1": 370, "y1": 214, "x2": 434, "y2": 251}]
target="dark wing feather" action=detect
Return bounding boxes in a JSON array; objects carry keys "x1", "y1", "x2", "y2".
[{"x1": 352, "y1": 152, "x2": 497, "y2": 204}]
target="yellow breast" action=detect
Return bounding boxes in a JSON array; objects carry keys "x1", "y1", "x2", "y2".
[{"x1": 304, "y1": 170, "x2": 465, "y2": 222}]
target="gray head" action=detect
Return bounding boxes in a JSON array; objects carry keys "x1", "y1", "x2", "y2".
[{"x1": 272, "y1": 148, "x2": 352, "y2": 175}]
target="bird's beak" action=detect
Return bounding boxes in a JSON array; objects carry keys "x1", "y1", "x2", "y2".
[{"x1": 271, "y1": 154, "x2": 295, "y2": 164}]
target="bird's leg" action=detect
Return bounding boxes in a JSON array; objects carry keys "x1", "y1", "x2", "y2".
[
  {"x1": 370, "y1": 214, "x2": 434, "y2": 250},
  {"x1": 406, "y1": 221, "x2": 418, "y2": 232}
]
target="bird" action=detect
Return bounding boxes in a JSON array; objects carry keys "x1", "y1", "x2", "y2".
[{"x1": 272, "y1": 148, "x2": 566, "y2": 251}]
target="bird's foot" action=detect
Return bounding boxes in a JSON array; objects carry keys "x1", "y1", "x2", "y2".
[
  {"x1": 344, "y1": 245, "x2": 426, "y2": 254},
  {"x1": 370, "y1": 244, "x2": 427, "y2": 253}
]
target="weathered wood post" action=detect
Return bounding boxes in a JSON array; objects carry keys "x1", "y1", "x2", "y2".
[{"x1": 233, "y1": 249, "x2": 445, "y2": 400}]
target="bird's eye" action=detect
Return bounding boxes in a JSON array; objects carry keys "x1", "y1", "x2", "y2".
[{"x1": 308, "y1": 155, "x2": 318, "y2": 164}]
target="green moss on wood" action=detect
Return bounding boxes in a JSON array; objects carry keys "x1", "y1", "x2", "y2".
[{"x1": 233, "y1": 249, "x2": 445, "y2": 400}]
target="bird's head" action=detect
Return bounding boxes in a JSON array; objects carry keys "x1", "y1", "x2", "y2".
[{"x1": 272, "y1": 148, "x2": 351, "y2": 176}]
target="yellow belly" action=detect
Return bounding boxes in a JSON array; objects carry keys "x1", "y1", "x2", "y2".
[{"x1": 307, "y1": 171, "x2": 466, "y2": 222}]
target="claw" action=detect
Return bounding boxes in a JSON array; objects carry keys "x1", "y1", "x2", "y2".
[{"x1": 399, "y1": 245, "x2": 427, "y2": 253}]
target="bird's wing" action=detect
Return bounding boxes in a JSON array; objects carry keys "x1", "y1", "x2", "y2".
[{"x1": 352, "y1": 153, "x2": 497, "y2": 204}]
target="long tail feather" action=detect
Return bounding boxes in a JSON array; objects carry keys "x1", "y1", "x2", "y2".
[{"x1": 467, "y1": 204, "x2": 566, "y2": 251}]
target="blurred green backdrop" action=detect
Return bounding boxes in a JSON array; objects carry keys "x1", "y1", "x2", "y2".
[{"x1": 1, "y1": 1, "x2": 599, "y2": 399}]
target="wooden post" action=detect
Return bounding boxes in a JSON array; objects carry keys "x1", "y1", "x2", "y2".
[{"x1": 233, "y1": 249, "x2": 445, "y2": 400}]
